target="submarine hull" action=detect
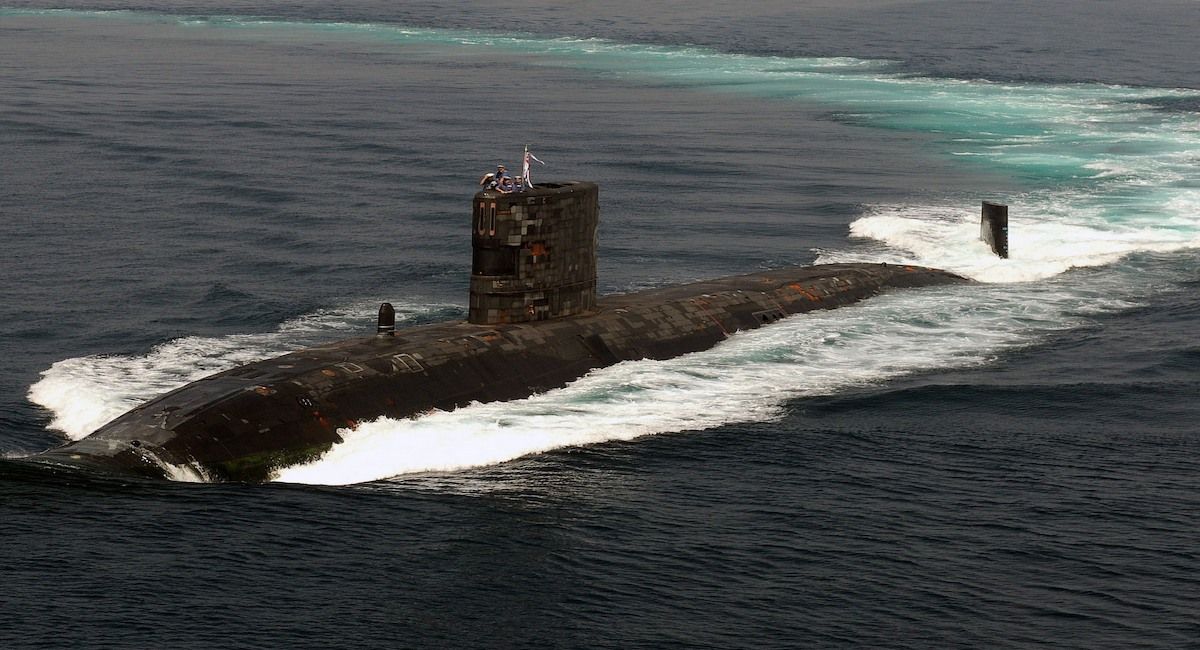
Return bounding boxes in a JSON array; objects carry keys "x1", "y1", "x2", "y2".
[{"x1": 25, "y1": 263, "x2": 967, "y2": 482}]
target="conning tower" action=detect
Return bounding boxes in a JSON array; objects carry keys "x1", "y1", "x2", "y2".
[{"x1": 470, "y1": 181, "x2": 599, "y2": 324}]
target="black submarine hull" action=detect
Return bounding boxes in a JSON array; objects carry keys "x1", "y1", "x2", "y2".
[{"x1": 25, "y1": 263, "x2": 967, "y2": 482}]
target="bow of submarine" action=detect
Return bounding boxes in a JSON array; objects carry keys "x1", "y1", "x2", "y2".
[{"x1": 25, "y1": 346, "x2": 376, "y2": 481}]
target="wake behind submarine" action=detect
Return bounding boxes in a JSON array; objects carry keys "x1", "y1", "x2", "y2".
[{"x1": 25, "y1": 182, "x2": 1009, "y2": 482}]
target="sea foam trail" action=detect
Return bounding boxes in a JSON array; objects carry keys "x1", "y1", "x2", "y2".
[
  {"x1": 27, "y1": 301, "x2": 460, "y2": 441},
  {"x1": 28, "y1": 245, "x2": 1158, "y2": 485},
  {"x1": 27, "y1": 239, "x2": 1153, "y2": 485},
  {"x1": 274, "y1": 272, "x2": 1147, "y2": 486}
]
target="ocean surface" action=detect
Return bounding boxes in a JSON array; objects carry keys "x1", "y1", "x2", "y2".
[{"x1": 2, "y1": 1, "x2": 1198, "y2": 647}]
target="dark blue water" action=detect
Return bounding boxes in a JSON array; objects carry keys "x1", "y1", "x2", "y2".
[{"x1": 2, "y1": 2, "x2": 1198, "y2": 647}]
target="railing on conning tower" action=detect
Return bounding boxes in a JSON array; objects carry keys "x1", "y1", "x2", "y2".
[{"x1": 469, "y1": 181, "x2": 599, "y2": 325}]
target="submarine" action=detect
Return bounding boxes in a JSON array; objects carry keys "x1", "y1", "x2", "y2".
[{"x1": 24, "y1": 182, "x2": 1007, "y2": 482}]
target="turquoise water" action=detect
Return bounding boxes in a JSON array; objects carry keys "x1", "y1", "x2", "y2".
[{"x1": 9, "y1": 7, "x2": 1199, "y2": 240}]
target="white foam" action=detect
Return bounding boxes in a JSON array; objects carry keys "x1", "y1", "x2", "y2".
[
  {"x1": 1084, "y1": 161, "x2": 1137, "y2": 178},
  {"x1": 28, "y1": 300, "x2": 460, "y2": 441},
  {"x1": 273, "y1": 280, "x2": 1122, "y2": 486},
  {"x1": 137, "y1": 450, "x2": 213, "y2": 483},
  {"x1": 821, "y1": 200, "x2": 1200, "y2": 284}
]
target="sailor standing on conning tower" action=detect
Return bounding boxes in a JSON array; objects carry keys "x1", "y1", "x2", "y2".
[{"x1": 479, "y1": 164, "x2": 509, "y2": 191}]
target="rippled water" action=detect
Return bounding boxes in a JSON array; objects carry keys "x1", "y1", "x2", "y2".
[{"x1": 2, "y1": 2, "x2": 1198, "y2": 648}]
